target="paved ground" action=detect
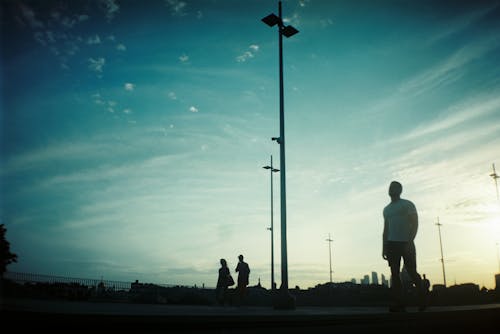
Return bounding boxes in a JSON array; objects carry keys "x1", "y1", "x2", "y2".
[{"x1": 2, "y1": 298, "x2": 500, "y2": 333}]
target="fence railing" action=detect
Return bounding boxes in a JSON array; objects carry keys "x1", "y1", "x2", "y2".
[{"x1": 3, "y1": 271, "x2": 175, "y2": 291}]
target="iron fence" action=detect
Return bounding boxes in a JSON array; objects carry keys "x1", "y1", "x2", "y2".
[{"x1": 5, "y1": 271, "x2": 132, "y2": 291}]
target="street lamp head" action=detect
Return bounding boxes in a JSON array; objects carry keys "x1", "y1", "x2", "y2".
[
  {"x1": 282, "y1": 25, "x2": 299, "y2": 38},
  {"x1": 262, "y1": 13, "x2": 281, "y2": 27}
]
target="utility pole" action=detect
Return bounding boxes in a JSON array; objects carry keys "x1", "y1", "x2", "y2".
[
  {"x1": 326, "y1": 233, "x2": 333, "y2": 284},
  {"x1": 436, "y1": 217, "x2": 447, "y2": 287},
  {"x1": 491, "y1": 163, "x2": 499, "y2": 202}
]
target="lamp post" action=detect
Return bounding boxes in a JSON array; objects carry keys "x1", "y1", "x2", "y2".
[
  {"x1": 262, "y1": 0, "x2": 298, "y2": 310},
  {"x1": 326, "y1": 234, "x2": 333, "y2": 284},
  {"x1": 263, "y1": 156, "x2": 279, "y2": 291},
  {"x1": 436, "y1": 217, "x2": 447, "y2": 287}
]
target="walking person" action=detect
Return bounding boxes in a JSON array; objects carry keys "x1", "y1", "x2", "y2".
[
  {"x1": 422, "y1": 274, "x2": 431, "y2": 306},
  {"x1": 382, "y1": 181, "x2": 426, "y2": 312},
  {"x1": 235, "y1": 254, "x2": 250, "y2": 305},
  {"x1": 216, "y1": 258, "x2": 233, "y2": 306}
]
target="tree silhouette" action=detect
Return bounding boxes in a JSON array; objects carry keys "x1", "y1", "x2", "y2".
[{"x1": 0, "y1": 224, "x2": 17, "y2": 277}]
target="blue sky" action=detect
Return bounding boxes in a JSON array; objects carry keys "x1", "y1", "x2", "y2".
[{"x1": 1, "y1": 0, "x2": 500, "y2": 289}]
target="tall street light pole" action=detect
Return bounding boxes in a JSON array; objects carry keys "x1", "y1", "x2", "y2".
[
  {"x1": 436, "y1": 217, "x2": 447, "y2": 287},
  {"x1": 263, "y1": 156, "x2": 279, "y2": 291},
  {"x1": 262, "y1": 1, "x2": 299, "y2": 310},
  {"x1": 326, "y1": 234, "x2": 333, "y2": 284}
]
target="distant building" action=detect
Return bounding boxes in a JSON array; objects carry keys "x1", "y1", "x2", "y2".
[
  {"x1": 381, "y1": 274, "x2": 389, "y2": 287},
  {"x1": 495, "y1": 274, "x2": 500, "y2": 291},
  {"x1": 432, "y1": 284, "x2": 446, "y2": 292},
  {"x1": 361, "y1": 275, "x2": 370, "y2": 285},
  {"x1": 351, "y1": 278, "x2": 357, "y2": 284},
  {"x1": 371, "y1": 272, "x2": 379, "y2": 285}
]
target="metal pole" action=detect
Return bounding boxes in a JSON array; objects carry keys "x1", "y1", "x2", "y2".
[
  {"x1": 326, "y1": 234, "x2": 333, "y2": 283},
  {"x1": 436, "y1": 217, "x2": 447, "y2": 287},
  {"x1": 270, "y1": 156, "x2": 275, "y2": 290},
  {"x1": 491, "y1": 163, "x2": 499, "y2": 202},
  {"x1": 277, "y1": 0, "x2": 289, "y2": 291}
]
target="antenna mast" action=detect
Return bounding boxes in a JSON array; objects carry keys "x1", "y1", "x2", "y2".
[
  {"x1": 436, "y1": 217, "x2": 447, "y2": 287},
  {"x1": 326, "y1": 233, "x2": 333, "y2": 283},
  {"x1": 491, "y1": 163, "x2": 499, "y2": 202}
]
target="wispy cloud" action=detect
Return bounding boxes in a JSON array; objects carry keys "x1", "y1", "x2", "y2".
[
  {"x1": 168, "y1": 91, "x2": 177, "y2": 100},
  {"x1": 236, "y1": 44, "x2": 260, "y2": 63},
  {"x1": 124, "y1": 83, "x2": 135, "y2": 91},
  {"x1": 165, "y1": 0, "x2": 187, "y2": 16},
  {"x1": 189, "y1": 106, "x2": 199, "y2": 113},
  {"x1": 320, "y1": 18, "x2": 334, "y2": 28},
  {"x1": 399, "y1": 35, "x2": 500, "y2": 96},
  {"x1": 179, "y1": 54, "x2": 189, "y2": 63},
  {"x1": 427, "y1": 4, "x2": 500, "y2": 45},
  {"x1": 116, "y1": 43, "x2": 126, "y2": 51},
  {"x1": 87, "y1": 35, "x2": 101, "y2": 45},
  {"x1": 249, "y1": 44, "x2": 259, "y2": 52},
  {"x1": 19, "y1": 4, "x2": 44, "y2": 29},
  {"x1": 283, "y1": 12, "x2": 301, "y2": 26},
  {"x1": 99, "y1": 0, "x2": 120, "y2": 21},
  {"x1": 88, "y1": 57, "x2": 106, "y2": 72},
  {"x1": 400, "y1": 94, "x2": 500, "y2": 142}
]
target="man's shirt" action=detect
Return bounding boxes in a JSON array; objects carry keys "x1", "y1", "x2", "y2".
[{"x1": 383, "y1": 198, "x2": 417, "y2": 242}]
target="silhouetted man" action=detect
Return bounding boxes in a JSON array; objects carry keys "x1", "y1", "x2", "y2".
[
  {"x1": 235, "y1": 254, "x2": 250, "y2": 305},
  {"x1": 422, "y1": 274, "x2": 431, "y2": 305},
  {"x1": 382, "y1": 181, "x2": 425, "y2": 312}
]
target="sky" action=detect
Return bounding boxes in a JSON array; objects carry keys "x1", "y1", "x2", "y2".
[{"x1": 1, "y1": 0, "x2": 500, "y2": 290}]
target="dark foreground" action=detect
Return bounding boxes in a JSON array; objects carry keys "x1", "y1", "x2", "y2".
[{"x1": 2, "y1": 299, "x2": 500, "y2": 333}]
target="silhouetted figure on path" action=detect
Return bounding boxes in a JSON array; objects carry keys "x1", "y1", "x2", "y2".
[
  {"x1": 422, "y1": 274, "x2": 431, "y2": 305},
  {"x1": 235, "y1": 254, "x2": 250, "y2": 305},
  {"x1": 382, "y1": 181, "x2": 426, "y2": 312},
  {"x1": 216, "y1": 258, "x2": 233, "y2": 306}
]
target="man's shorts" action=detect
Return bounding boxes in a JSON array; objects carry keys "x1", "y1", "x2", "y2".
[{"x1": 386, "y1": 241, "x2": 417, "y2": 271}]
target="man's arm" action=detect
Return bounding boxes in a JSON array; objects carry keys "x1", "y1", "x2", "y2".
[
  {"x1": 382, "y1": 218, "x2": 388, "y2": 260},
  {"x1": 409, "y1": 203, "x2": 419, "y2": 242}
]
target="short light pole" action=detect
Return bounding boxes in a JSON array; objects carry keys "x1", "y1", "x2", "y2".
[
  {"x1": 263, "y1": 156, "x2": 279, "y2": 291},
  {"x1": 326, "y1": 234, "x2": 333, "y2": 284},
  {"x1": 436, "y1": 217, "x2": 447, "y2": 287},
  {"x1": 491, "y1": 163, "x2": 499, "y2": 203},
  {"x1": 262, "y1": 1, "x2": 299, "y2": 309}
]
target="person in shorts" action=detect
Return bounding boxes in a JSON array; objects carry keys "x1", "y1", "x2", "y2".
[{"x1": 382, "y1": 181, "x2": 426, "y2": 312}]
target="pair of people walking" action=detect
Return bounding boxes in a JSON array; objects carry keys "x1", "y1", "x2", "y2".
[{"x1": 216, "y1": 254, "x2": 250, "y2": 306}]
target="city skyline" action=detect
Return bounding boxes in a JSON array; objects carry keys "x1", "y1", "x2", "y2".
[{"x1": 1, "y1": 0, "x2": 500, "y2": 289}]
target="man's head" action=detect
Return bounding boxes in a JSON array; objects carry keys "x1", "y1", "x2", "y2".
[
  {"x1": 388, "y1": 181, "x2": 402, "y2": 199},
  {"x1": 238, "y1": 254, "x2": 244, "y2": 262}
]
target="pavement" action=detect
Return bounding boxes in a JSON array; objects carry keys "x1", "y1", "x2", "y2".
[{"x1": 2, "y1": 298, "x2": 500, "y2": 333}]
